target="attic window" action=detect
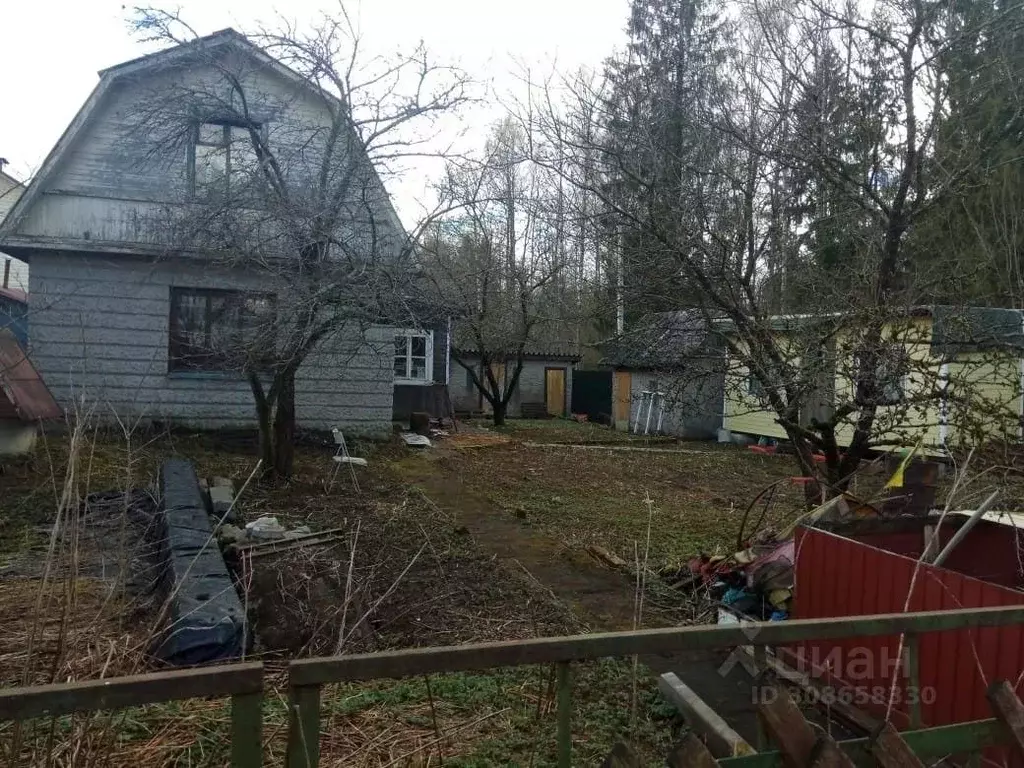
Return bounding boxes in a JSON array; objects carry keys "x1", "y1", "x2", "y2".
[{"x1": 192, "y1": 120, "x2": 263, "y2": 197}]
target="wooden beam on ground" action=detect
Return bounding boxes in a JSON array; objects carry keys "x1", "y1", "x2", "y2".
[
  {"x1": 659, "y1": 672, "x2": 754, "y2": 757},
  {"x1": 718, "y1": 719, "x2": 1005, "y2": 768},
  {"x1": 600, "y1": 741, "x2": 644, "y2": 767},
  {"x1": 0, "y1": 662, "x2": 263, "y2": 721},
  {"x1": 987, "y1": 679, "x2": 1024, "y2": 758},
  {"x1": 807, "y1": 736, "x2": 855, "y2": 768},
  {"x1": 289, "y1": 605, "x2": 1024, "y2": 685},
  {"x1": 756, "y1": 687, "x2": 819, "y2": 768},
  {"x1": 588, "y1": 544, "x2": 628, "y2": 569},
  {"x1": 668, "y1": 733, "x2": 724, "y2": 768},
  {"x1": 870, "y1": 722, "x2": 924, "y2": 768},
  {"x1": 750, "y1": 648, "x2": 878, "y2": 734}
]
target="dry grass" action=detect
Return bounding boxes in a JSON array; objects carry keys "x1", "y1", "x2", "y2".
[{"x1": 4, "y1": 423, "x2": 669, "y2": 766}]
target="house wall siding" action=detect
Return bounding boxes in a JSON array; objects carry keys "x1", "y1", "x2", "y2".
[
  {"x1": 449, "y1": 354, "x2": 575, "y2": 418},
  {"x1": 627, "y1": 364, "x2": 723, "y2": 438},
  {"x1": 0, "y1": 177, "x2": 29, "y2": 292},
  {"x1": 723, "y1": 318, "x2": 1023, "y2": 450},
  {"x1": 28, "y1": 251, "x2": 393, "y2": 435},
  {"x1": 13, "y1": 54, "x2": 402, "y2": 258}
]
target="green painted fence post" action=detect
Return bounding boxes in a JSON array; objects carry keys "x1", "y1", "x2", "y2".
[
  {"x1": 557, "y1": 661, "x2": 571, "y2": 767},
  {"x1": 906, "y1": 633, "x2": 922, "y2": 729},
  {"x1": 231, "y1": 690, "x2": 263, "y2": 767},
  {"x1": 286, "y1": 684, "x2": 321, "y2": 768}
]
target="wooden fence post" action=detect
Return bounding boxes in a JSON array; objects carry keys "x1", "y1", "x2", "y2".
[
  {"x1": 286, "y1": 684, "x2": 321, "y2": 768},
  {"x1": 231, "y1": 690, "x2": 263, "y2": 767},
  {"x1": 557, "y1": 662, "x2": 572, "y2": 768}
]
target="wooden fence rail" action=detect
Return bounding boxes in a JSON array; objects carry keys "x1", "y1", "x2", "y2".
[
  {"x1": 0, "y1": 662, "x2": 264, "y2": 768},
  {"x1": 2, "y1": 606, "x2": 1024, "y2": 768},
  {"x1": 286, "y1": 605, "x2": 1024, "y2": 767}
]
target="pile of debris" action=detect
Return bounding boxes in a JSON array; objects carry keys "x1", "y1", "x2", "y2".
[
  {"x1": 662, "y1": 529, "x2": 794, "y2": 621},
  {"x1": 662, "y1": 454, "x2": 944, "y2": 622},
  {"x1": 215, "y1": 516, "x2": 326, "y2": 552}
]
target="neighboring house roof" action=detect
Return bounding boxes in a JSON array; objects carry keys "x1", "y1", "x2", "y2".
[
  {"x1": 713, "y1": 306, "x2": 1024, "y2": 355},
  {"x1": 0, "y1": 28, "x2": 405, "y2": 254},
  {"x1": 453, "y1": 342, "x2": 581, "y2": 361},
  {"x1": 599, "y1": 310, "x2": 712, "y2": 370},
  {"x1": 0, "y1": 330, "x2": 62, "y2": 421},
  {"x1": 931, "y1": 306, "x2": 1024, "y2": 354},
  {"x1": 0, "y1": 285, "x2": 27, "y2": 304}
]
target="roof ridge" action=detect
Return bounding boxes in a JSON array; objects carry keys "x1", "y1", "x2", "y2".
[{"x1": 97, "y1": 28, "x2": 245, "y2": 76}]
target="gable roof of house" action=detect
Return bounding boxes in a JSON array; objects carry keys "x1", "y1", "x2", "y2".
[
  {"x1": 0, "y1": 28, "x2": 405, "y2": 248},
  {"x1": 599, "y1": 311, "x2": 714, "y2": 370},
  {"x1": 0, "y1": 330, "x2": 62, "y2": 422}
]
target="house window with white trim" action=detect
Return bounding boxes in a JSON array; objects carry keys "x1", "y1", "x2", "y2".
[
  {"x1": 192, "y1": 120, "x2": 263, "y2": 197},
  {"x1": 394, "y1": 330, "x2": 433, "y2": 384}
]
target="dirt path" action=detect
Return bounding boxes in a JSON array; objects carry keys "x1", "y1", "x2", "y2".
[
  {"x1": 522, "y1": 441, "x2": 715, "y2": 454},
  {"x1": 396, "y1": 449, "x2": 645, "y2": 630}
]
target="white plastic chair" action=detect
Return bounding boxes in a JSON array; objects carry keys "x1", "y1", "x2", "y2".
[{"x1": 329, "y1": 428, "x2": 365, "y2": 493}]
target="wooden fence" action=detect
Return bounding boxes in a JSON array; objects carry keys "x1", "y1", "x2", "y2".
[{"x1": 2, "y1": 606, "x2": 1024, "y2": 767}]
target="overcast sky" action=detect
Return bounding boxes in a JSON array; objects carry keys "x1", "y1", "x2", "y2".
[{"x1": 0, "y1": 0, "x2": 629, "y2": 223}]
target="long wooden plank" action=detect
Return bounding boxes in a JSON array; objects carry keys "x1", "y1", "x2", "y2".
[
  {"x1": 987, "y1": 679, "x2": 1024, "y2": 758},
  {"x1": 719, "y1": 719, "x2": 1005, "y2": 768},
  {"x1": 870, "y1": 722, "x2": 924, "y2": 768},
  {"x1": 807, "y1": 737, "x2": 856, "y2": 768},
  {"x1": 659, "y1": 672, "x2": 754, "y2": 757},
  {"x1": 668, "y1": 733, "x2": 722, "y2": 768},
  {"x1": 744, "y1": 648, "x2": 878, "y2": 734},
  {"x1": 286, "y1": 684, "x2": 321, "y2": 768},
  {"x1": 756, "y1": 687, "x2": 818, "y2": 767},
  {"x1": 289, "y1": 605, "x2": 1024, "y2": 685},
  {"x1": 0, "y1": 662, "x2": 263, "y2": 721},
  {"x1": 556, "y1": 662, "x2": 572, "y2": 768}
]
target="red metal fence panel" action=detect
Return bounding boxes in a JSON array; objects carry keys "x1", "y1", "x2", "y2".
[{"x1": 789, "y1": 526, "x2": 1024, "y2": 730}]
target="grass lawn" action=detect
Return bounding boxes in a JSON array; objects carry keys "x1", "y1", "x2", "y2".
[{"x1": 420, "y1": 422, "x2": 809, "y2": 569}]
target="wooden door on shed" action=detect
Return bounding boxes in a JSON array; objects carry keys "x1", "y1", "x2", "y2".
[
  {"x1": 614, "y1": 371, "x2": 632, "y2": 426},
  {"x1": 545, "y1": 368, "x2": 566, "y2": 416},
  {"x1": 482, "y1": 362, "x2": 506, "y2": 413}
]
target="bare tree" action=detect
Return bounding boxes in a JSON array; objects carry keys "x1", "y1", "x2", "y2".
[
  {"x1": 422, "y1": 120, "x2": 569, "y2": 426},
  {"x1": 127, "y1": 6, "x2": 471, "y2": 478},
  {"x1": 526, "y1": 0, "x2": 1024, "y2": 496}
]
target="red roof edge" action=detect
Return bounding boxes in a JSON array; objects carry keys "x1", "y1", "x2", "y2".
[{"x1": 0, "y1": 330, "x2": 62, "y2": 421}]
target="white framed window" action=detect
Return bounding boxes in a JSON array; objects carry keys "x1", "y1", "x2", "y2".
[
  {"x1": 394, "y1": 330, "x2": 433, "y2": 384},
  {"x1": 192, "y1": 120, "x2": 263, "y2": 196}
]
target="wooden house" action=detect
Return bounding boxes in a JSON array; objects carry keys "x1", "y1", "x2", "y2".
[{"x1": 0, "y1": 30, "x2": 431, "y2": 437}]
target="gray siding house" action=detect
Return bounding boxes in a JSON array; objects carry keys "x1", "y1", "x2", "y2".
[{"x1": 0, "y1": 30, "x2": 424, "y2": 437}]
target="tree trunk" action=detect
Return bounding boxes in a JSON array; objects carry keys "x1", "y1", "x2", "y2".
[
  {"x1": 272, "y1": 370, "x2": 297, "y2": 479},
  {"x1": 492, "y1": 400, "x2": 507, "y2": 427},
  {"x1": 250, "y1": 374, "x2": 275, "y2": 471}
]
